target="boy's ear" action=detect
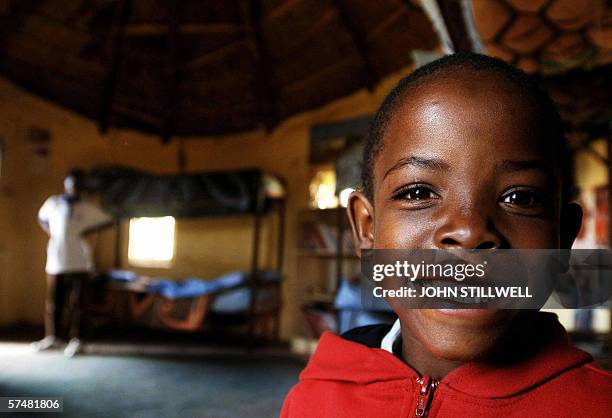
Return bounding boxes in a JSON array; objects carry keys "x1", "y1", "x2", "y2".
[
  {"x1": 347, "y1": 190, "x2": 375, "y2": 256},
  {"x1": 560, "y1": 202, "x2": 583, "y2": 249}
]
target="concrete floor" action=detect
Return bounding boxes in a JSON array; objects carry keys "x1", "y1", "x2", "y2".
[{"x1": 0, "y1": 341, "x2": 304, "y2": 418}]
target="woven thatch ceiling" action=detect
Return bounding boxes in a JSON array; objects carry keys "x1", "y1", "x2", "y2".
[
  {"x1": 0, "y1": 0, "x2": 610, "y2": 140},
  {"x1": 0, "y1": 0, "x2": 438, "y2": 138},
  {"x1": 473, "y1": 0, "x2": 611, "y2": 73}
]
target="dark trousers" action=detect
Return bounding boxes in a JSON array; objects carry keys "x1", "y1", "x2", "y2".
[{"x1": 44, "y1": 273, "x2": 89, "y2": 340}]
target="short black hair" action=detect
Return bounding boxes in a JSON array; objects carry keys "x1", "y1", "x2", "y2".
[
  {"x1": 361, "y1": 52, "x2": 570, "y2": 203},
  {"x1": 65, "y1": 168, "x2": 85, "y2": 188}
]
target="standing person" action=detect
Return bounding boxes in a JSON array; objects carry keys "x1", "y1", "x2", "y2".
[{"x1": 32, "y1": 169, "x2": 112, "y2": 357}]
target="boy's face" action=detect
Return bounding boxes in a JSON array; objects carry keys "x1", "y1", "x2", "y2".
[
  {"x1": 64, "y1": 176, "x2": 78, "y2": 196},
  {"x1": 349, "y1": 69, "x2": 582, "y2": 361}
]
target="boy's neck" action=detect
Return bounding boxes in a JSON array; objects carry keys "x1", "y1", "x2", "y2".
[
  {"x1": 400, "y1": 323, "x2": 463, "y2": 380},
  {"x1": 398, "y1": 312, "x2": 539, "y2": 380}
]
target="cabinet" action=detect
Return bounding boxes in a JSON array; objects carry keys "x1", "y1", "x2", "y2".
[{"x1": 296, "y1": 207, "x2": 359, "y2": 337}]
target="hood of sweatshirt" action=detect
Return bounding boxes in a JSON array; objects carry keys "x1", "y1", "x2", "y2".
[{"x1": 299, "y1": 312, "x2": 594, "y2": 399}]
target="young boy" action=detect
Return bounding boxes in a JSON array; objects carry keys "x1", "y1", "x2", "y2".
[{"x1": 281, "y1": 53, "x2": 612, "y2": 417}]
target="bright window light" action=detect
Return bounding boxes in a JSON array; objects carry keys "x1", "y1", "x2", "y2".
[
  {"x1": 309, "y1": 169, "x2": 339, "y2": 209},
  {"x1": 128, "y1": 216, "x2": 175, "y2": 267}
]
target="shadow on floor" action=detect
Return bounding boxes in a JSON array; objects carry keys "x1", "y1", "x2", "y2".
[
  {"x1": 0, "y1": 324, "x2": 306, "y2": 418},
  {"x1": 0, "y1": 341, "x2": 304, "y2": 418}
]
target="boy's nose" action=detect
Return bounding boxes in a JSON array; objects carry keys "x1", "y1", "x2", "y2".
[{"x1": 434, "y1": 211, "x2": 504, "y2": 250}]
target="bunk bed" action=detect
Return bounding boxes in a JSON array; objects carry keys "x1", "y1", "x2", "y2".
[{"x1": 87, "y1": 166, "x2": 286, "y2": 343}]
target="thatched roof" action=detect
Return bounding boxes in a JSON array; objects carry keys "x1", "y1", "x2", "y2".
[{"x1": 0, "y1": 0, "x2": 609, "y2": 140}]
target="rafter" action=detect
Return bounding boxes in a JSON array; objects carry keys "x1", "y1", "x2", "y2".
[
  {"x1": 181, "y1": 40, "x2": 246, "y2": 71},
  {"x1": 284, "y1": 55, "x2": 355, "y2": 93},
  {"x1": 183, "y1": 9, "x2": 335, "y2": 72},
  {"x1": 124, "y1": 22, "x2": 240, "y2": 37},
  {"x1": 239, "y1": 0, "x2": 278, "y2": 131},
  {"x1": 99, "y1": 0, "x2": 131, "y2": 133},
  {"x1": 414, "y1": 0, "x2": 482, "y2": 54},
  {"x1": 264, "y1": 0, "x2": 302, "y2": 21},
  {"x1": 332, "y1": 0, "x2": 376, "y2": 90},
  {"x1": 434, "y1": 0, "x2": 481, "y2": 53},
  {"x1": 368, "y1": 9, "x2": 404, "y2": 40},
  {"x1": 161, "y1": 0, "x2": 181, "y2": 144},
  {"x1": 0, "y1": 0, "x2": 42, "y2": 46}
]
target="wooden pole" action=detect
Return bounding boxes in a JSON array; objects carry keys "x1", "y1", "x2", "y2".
[
  {"x1": 248, "y1": 180, "x2": 265, "y2": 347},
  {"x1": 276, "y1": 198, "x2": 286, "y2": 272},
  {"x1": 608, "y1": 127, "x2": 612, "y2": 248},
  {"x1": 416, "y1": 0, "x2": 483, "y2": 54},
  {"x1": 274, "y1": 198, "x2": 286, "y2": 341},
  {"x1": 114, "y1": 218, "x2": 122, "y2": 269},
  {"x1": 336, "y1": 206, "x2": 343, "y2": 290}
]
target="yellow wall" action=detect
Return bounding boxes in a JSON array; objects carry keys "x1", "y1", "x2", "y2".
[
  {"x1": 573, "y1": 139, "x2": 610, "y2": 246},
  {"x1": 575, "y1": 139, "x2": 609, "y2": 189},
  {"x1": 0, "y1": 70, "x2": 406, "y2": 338}
]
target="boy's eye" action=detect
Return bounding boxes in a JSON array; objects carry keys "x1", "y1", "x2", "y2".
[
  {"x1": 392, "y1": 184, "x2": 439, "y2": 202},
  {"x1": 502, "y1": 191, "x2": 537, "y2": 206},
  {"x1": 500, "y1": 188, "x2": 550, "y2": 212}
]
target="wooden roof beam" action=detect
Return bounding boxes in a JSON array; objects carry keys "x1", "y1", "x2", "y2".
[
  {"x1": 240, "y1": 0, "x2": 279, "y2": 131},
  {"x1": 161, "y1": 0, "x2": 181, "y2": 144},
  {"x1": 99, "y1": 0, "x2": 131, "y2": 134},
  {"x1": 434, "y1": 0, "x2": 471, "y2": 53},
  {"x1": 415, "y1": 0, "x2": 483, "y2": 53},
  {"x1": 331, "y1": 0, "x2": 376, "y2": 90},
  {"x1": 182, "y1": 9, "x2": 335, "y2": 72},
  {"x1": 124, "y1": 22, "x2": 240, "y2": 36},
  {"x1": 264, "y1": 0, "x2": 302, "y2": 22},
  {"x1": 181, "y1": 40, "x2": 246, "y2": 71},
  {"x1": 0, "y1": 0, "x2": 43, "y2": 45}
]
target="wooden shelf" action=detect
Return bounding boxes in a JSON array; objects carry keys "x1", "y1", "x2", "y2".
[
  {"x1": 304, "y1": 292, "x2": 336, "y2": 304},
  {"x1": 297, "y1": 205, "x2": 359, "y2": 338}
]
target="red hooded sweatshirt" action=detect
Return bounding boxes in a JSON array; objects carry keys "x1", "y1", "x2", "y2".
[{"x1": 281, "y1": 313, "x2": 612, "y2": 417}]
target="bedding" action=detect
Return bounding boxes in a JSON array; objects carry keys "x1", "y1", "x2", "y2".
[
  {"x1": 102, "y1": 269, "x2": 281, "y2": 314},
  {"x1": 334, "y1": 279, "x2": 394, "y2": 334},
  {"x1": 89, "y1": 166, "x2": 285, "y2": 218}
]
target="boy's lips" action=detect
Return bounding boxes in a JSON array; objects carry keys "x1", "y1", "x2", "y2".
[{"x1": 426, "y1": 308, "x2": 504, "y2": 323}]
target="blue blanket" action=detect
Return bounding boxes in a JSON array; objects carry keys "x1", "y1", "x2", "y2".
[
  {"x1": 334, "y1": 279, "x2": 394, "y2": 333},
  {"x1": 147, "y1": 272, "x2": 246, "y2": 299},
  {"x1": 145, "y1": 270, "x2": 280, "y2": 300}
]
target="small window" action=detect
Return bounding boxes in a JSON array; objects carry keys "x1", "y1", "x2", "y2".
[{"x1": 128, "y1": 216, "x2": 176, "y2": 268}]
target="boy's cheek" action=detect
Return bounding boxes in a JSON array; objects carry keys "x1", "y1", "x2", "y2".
[
  {"x1": 374, "y1": 210, "x2": 560, "y2": 249},
  {"x1": 495, "y1": 216, "x2": 560, "y2": 249},
  {"x1": 374, "y1": 214, "x2": 436, "y2": 249}
]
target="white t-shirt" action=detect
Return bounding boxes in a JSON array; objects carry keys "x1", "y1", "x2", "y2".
[{"x1": 38, "y1": 195, "x2": 112, "y2": 275}]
